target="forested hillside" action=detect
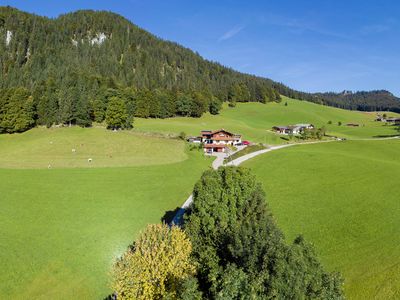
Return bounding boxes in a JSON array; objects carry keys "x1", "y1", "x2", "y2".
[
  {"x1": 0, "y1": 7, "x2": 281, "y2": 133},
  {"x1": 0, "y1": 6, "x2": 399, "y2": 133},
  {"x1": 283, "y1": 89, "x2": 400, "y2": 113}
]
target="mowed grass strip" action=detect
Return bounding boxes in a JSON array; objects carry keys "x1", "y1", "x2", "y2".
[
  {"x1": 135, "y1": 97, "x2": 399, "y2": 144},
  {"x1": 0, "y1": 127, "x2": 187, "y2": 169},
  {"x1": 243, "y1": 140, "x2": 400, "y2": 299},
  {"x1": 0, "y1": 136, "x2": 212, "y2": 299}
]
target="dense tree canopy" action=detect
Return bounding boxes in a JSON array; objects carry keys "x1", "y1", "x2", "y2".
[{"x1": 184, "y1": 167, "x2": 344, "y2": 299}]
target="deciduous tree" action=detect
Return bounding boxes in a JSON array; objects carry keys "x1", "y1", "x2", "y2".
[
  {"x1": 105, "y1": 96, "x2": 129, "y2": 129},
  {"x1": 112, "y1": 224, "x2": 196, "y2": 300},
  {"x1": 184, "y1": 167, "x2": 344, "y2": 299}
]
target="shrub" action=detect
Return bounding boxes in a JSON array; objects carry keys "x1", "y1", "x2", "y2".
[{"x1": 178, "y1": 131, "x2": 187, "y2": 140}]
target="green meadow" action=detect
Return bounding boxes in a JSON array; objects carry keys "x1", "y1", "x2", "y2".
[
  {"x1": 0, "y1": 128, "x2": 212, "y2": 299},
  {"x1": 0, "y1": 127, "x2": 187, "y2": 169},
  {"x1": 243, "y1": 140, "x2": 400, "y2": 299},
  {"x1": 0, "y1": 101, "x2": 398, "y2": 299},
  {"x1": 135, "y1": 97, "x2": 399, "y2": 144}
]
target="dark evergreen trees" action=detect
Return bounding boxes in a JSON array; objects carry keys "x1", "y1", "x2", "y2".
[
  {"x1": 0, "y1": 6, "x2": 283, "y2": 134},
  {"x1": 184, "y1": 167, "x2": 344, "y2": 299}
]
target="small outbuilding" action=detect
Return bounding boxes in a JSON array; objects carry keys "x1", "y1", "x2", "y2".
[
  {"x1": 187, "y1": 136, "x2": 202, "y2": 143},
  {"x1": 272, "y1": 124, "x2": 314, "y2": 135}
]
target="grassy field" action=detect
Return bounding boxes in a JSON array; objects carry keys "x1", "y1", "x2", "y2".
[
  {"x1": 0, "y1": 128, "x2": 212, "y2": 299},
  {"x1": 1, "y1": 101, "x2": 399, "y2": 299},
  {"x1": 243, "y1": 140, "x2": 400, "y2": 299},
  {"x1": 0, "y1": 127, "x2": 188, "y2": 169},
  {"x1": 135, "y1": 97, "x2": 400, "y2": 144},
  {"x1": 225, "y1": 144, "x2": 267, "y2": 162}
]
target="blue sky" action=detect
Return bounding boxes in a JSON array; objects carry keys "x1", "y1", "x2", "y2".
[{"x1": 3, "y1": 0, "x2": 400, "y2": 96}]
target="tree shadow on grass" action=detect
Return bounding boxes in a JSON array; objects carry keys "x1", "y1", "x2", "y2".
[
  {"x1": 161, "y1": 207, "x2": 181, "y2": 224},
  {"x1": 372, "y1": 134, "x2": 400, "y2": 138},
  {"x1": 103, "y1": 293, "x2": 117, "y2": 300}
]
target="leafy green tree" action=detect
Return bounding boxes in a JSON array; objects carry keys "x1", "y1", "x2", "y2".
[
  {"x1": 105, "y1": 96, "x2": 129, "y2": 129},
  {"x1": 185, "y1": 167, "x2": 344, "y2": 299},
  {"x1": 176, "y1": 93, "x2": 193, "y2": 116},
  {"x1": 191, "y1": 92, "x2": 208, "y2": 117},
  {"x1": 174, "y1": 276, "x2": 203, "y2": 300},
  {"x1": 112, "y1": 224, "x2": 196, "y2": 300},
  {"x1": 209, "y1": 96, "x2": 222, "y2": 115},
  {"x1": 215, "y1": 264, "x2": 252, "y2": 299},
  {"x1": 229, "y1": 83, "x2": 251, "y2": 103},
  {"x1": 0, "y1": 88, "x2": 35, "y2": 133},
  {"x1": 155, "y1": 89, "x2": 176, "y2": 118},
  {"x1": 281, "y1": 235, "x2": 344, "y2": 299}
]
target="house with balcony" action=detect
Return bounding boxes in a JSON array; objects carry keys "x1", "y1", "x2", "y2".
[{"x1": 201, "y1": 129, "x2": 242, "y2": 153}]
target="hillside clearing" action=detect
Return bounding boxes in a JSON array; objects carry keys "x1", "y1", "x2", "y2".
[{"x1": 135, "y1": 97, "x2": 399, "y2": 144}]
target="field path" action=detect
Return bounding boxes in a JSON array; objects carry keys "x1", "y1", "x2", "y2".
[{"x1": 171, "y1": 140, "x2": 332, "y2": 224}]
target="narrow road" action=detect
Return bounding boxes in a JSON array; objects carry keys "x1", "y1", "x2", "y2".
[
  {"x1": 171, "y1": 141, "x2": 322, "y2": 225},
  {"x1": 170, "y1": 136, "x2": 399, "y2": 225}
]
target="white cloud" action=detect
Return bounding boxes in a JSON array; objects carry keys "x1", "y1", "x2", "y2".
[{"x1": 218, "y1": 25, "x2": 245, "y2": 41}]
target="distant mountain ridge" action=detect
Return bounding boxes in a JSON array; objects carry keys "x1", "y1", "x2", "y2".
[
  {"x1": 0, "y1": 6, "x2": 399, "y2": 132},
  {"x1": 310, "y1": 90, "x2": 400, "y2": 112}
]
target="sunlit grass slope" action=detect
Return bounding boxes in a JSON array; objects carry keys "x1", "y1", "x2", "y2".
[
  {"x1": 243, "y1": 140, "x2": 400, "y2": 299},
  {"x1": 135, "y1": 97, "x2": 399, "y2": 144},
  {"x1": 0, "y1": 128, "x2": 212, "y2": 299},
  {"x1": 0, "y1": 127, "x2": 187, "y2": 169}
]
